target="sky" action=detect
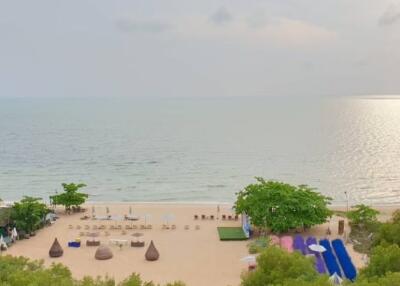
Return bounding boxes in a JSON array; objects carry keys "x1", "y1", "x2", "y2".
[{"x1": 0, "y1": 1, "x2": 400, "y2": 98}]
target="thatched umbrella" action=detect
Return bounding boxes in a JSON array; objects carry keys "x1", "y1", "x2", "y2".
[
  {"x1": 95, "y1": 245, "x2": 113, "y2": 260},
  {"x1": 145, "y1": 240, "x2": 159, "y2": 261},
  {"x1": 49, "y1": 238, "x2": 63, "y2": 258}
]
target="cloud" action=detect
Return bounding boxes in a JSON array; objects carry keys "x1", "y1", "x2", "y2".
[
  {"x1": 115, "y1": 19, "x2": 171, "y2": 34},
  {"x1": 263, "y1": 18, "x2": 337, "y2": 47},
  {"x1": 379, "y1": 4, "x2": 400, "y2": 26},
  {"x1": 179, "y1": 15, "x2": 336, "y2": 48},
  {"x1": 209, "y1": 7, "x2": 233, "y2": 25}
]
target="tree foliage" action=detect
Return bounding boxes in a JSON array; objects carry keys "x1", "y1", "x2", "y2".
[
  {"x1": 51, "y1": 183, "x2": 88, "y2": 212},
  {"x1": 0, "y1": 255, "x2": 186, "y2": 286},
  {"x1": 352, "y1": 272, "x2": 400, "y2": 286},
  {"x1": 372, "y1": 209, "x2": 400, "y2": 248},
  {"x1": 10, "y1": 196, "x2": 50, "y2": 233},
  {"x1": 235, "y1": 178, "x2": 332, "y2": 233},
  {"x1": 360, "y1": 244, "x2": 400, "y2": 278},
  {"x1": 347, "y1": 205, "x2": 380, "y2": 226},
  {"x1": 241, "y1": 246, "x2": 329, "y2": 286}
]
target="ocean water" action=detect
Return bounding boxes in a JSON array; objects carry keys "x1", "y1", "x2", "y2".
[{"x1": 1, "y1": 96, "x2": 400, "y2": 205}]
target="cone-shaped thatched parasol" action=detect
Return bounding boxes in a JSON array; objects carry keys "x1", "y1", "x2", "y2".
[
  {"x1": 95, "y1": 245, "x2": 113, "y2": 260},
  {"x1": 49, "y1": 238, "x2": 63, "y2": 258},
  {"x1": 145, "y1": 240, "x2": 159, "y2": 261}
]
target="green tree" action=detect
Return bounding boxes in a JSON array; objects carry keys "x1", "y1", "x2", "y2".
[
  {"x1": 235, "y1": 178, "x2": 332, "y2": 233},
  {"x1": 241, "y1": 246, "x2": 329, "y2": 286},
  {"x1": 372, "y1": 213, "x2": 400, "y2": 248},
  {"x1": 352, "y1": 272, "x2": 400, "y2": 286},
  {"x1": 10, "y1": 196, "x2": 50, "y2": 234},
  {"x1": 347, "y1": 205, "x2": 380, "y2": 227},
  {"x1": 51, "y1": 183, "x2": 88, "y2": 212},
  {"x1": 0, "y1": 255, "x2": 186, "y2": 286},
  {"x1": 360, "y1": 244, "x2": 400, "y2": 278}
]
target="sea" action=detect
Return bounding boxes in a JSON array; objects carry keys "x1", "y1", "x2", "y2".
[{"x1": 1, "y1": 96, "x2": 400, "y2": 205}]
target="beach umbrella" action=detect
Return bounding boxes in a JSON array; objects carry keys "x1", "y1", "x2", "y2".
[
  {"x1": 329, "y1": 273, "x2": 343, "y2": 285},
  {"x1": 308, "y1": 244, "x2": 326, "y2": 253},
  {"x1": 162, "y1": 214, "x2": 175, "y2": 225},
  {"x1": 240, "y1": 255, "x2": 256, "y2": 264},
  {"x1": 12, "y1": 228, "x2": 18, "y2": 240},
  {"x1": 142, "y1": 214, "x2": 151, "y2": 226}
]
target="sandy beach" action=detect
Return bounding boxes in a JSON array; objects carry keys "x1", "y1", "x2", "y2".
[{"x1": 5, "y1": 202, "x2": 396, "y2": 286}]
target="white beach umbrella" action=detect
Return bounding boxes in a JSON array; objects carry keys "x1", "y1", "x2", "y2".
[
  {"x1": 162, "y1": 214, "x2": 175, "y2": 225},
  {"x1": 240, "y1": 255, "x2": 257, "y2": 264},
  {"x1": 0, "y1": 235, "x2": 6, "y2": 251},
  {"x1": 308, "y1": 244, "x2": 327, "y2": 253},
  {"x1": 142, "y1": 214, "x2": 151, "y2": 226},
  {"x1": 12, "y1": 228, "x2": 18, "y2": 240},
  {"x1": 329, "y1": 273, "x2": 343, "y2": 285}
]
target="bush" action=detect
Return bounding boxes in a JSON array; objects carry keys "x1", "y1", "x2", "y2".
[
  {"x1": 360, "y1": 244, "x2": 400, "y2": 278},
  {"x1": 0, "y1": 255, "x2": 186, "y2": 286},
  {"x1": 248, "y1": 237, "x2": 269, "y2": 254},
  {"x1": 241, "y1": 246, "x2": 326, "y2": 286},
  {"x1": 371, "y1": 209, "x2": 400, "y2": 248}
]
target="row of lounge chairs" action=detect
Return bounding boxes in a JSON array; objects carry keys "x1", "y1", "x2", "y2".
[
  {"x1": 70, "y1": 224, "x2": 153, "y2": 230},
  {"x1": 193, "y1": 214, "x2": 239, "y2": 220}
]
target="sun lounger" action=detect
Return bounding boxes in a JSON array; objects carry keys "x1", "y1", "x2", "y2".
[
  {"x1": 201, "y1": 215, "x2": 206, "y2": 220},
  {"x1": 131, "y1": 241, "x2": 145, "y2": 247},
  {"x1": 280, "y1": 236, "x2": 294, "y2": 253},
  {"x1": 171, "y1": 224, "x2": 176, "y2": 230},
  {"x1": 184, "y1": 225, "x2": 189, "y2": 230},
  {"x1": 68, "y1": 241, "x2": 81, "y2": 247},
  {"x1": 332, "y1": 239, "x2": 357, "y2": 281},
  {"x1": 306, "y1": 237, "x2": 326, "y2": 274},
  {"x1": 84, "y1": 225, "x2": 90, "y2": 230},
  {"x1": 293, "y1": 235, "x2": 308, "y2": 255},
  {"x1": 86, "y1": 240, "x2": 100, "y2": 246},
  {"x1": 76, "y1": 225, "x2": 81, "y2": 230},
  {"x1": 195, "y1": 225, "x2": 200, "y2": 230},
  {"x1": 319, "y1": 239, "x2": 342, "y2": 277},
  {"x1": 145, "y1": 225, "x2": 152, "y2": 230},
  {"x1": 222, "y1": 215, "x2": 226, "y2": 220}
]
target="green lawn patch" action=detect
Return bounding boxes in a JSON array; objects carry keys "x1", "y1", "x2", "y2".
[{"x1": 217, "y1": 227, "x2": 248, "y2": 241}]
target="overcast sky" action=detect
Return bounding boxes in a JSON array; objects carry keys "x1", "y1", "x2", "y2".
[{"x1": 1, "y1": 1, "x2": 400, "y2": 98}]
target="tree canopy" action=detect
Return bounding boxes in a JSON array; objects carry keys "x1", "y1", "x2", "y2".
[
  {"x1": 0, "y1": 255, "x2": 185, "y2": 286},
  {"x1": 10, "y1": 196, "x2": 49, "y2": 233},
  {"x1": 235, "y1": 178, "x2": 332, "y2": 233},
  {"x1": 241, "y1": 246, "x2": 330, "y2": 286},
  {"x1": 51, "y1": 183, "x2": 88, "y2": 212},
  {"x1": 347, "y1": 205, "x2": 380, "y2": 226}
]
